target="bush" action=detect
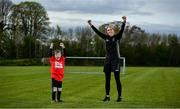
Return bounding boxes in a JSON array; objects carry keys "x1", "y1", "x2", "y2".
[{"x1": 0, "y1": 58, "x2": 43, "y2": 66}]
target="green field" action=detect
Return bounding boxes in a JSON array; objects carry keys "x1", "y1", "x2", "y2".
[{"x1": 0, "y1": 66, "x2": 180, "y2": 108}]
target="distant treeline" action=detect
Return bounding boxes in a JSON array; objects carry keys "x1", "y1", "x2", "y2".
[{"x1": 0, "y1": 0, "x2": 180, "y2": 66}]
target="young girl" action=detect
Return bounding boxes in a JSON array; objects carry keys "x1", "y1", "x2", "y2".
[{"x1": 49, "y1": 42, "x2": 66, "y2": 102}]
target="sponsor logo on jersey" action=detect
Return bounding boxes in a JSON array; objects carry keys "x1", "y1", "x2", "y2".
[{"x1": 55, "y1": 61, "x2": 63, "y2": 68}]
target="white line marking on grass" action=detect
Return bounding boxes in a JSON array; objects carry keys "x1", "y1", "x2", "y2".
[{"x1": 66, "y1": 72, "x2": 103, "y2": 74}]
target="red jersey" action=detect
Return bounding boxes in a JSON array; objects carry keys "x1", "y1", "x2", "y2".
[{"x1": 50, "y1": 56, "x2": 65, "y2": 81}]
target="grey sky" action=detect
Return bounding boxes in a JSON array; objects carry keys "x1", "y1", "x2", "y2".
[{"x1": 12, "y1": 0, "x2": 180, "y2": 35}]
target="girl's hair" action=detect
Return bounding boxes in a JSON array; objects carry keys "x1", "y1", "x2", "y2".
[
  {"x1": 105, "y1": 24, "x2": 115, "y2": 30},
  {"x1": 54, "y1": 50, "x2": 61, "y2": 56}
]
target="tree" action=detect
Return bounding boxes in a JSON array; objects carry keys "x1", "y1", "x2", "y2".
[
  {"x1": 8, "y1": 1, "x2": 50, "y2": 58},
  {"x1": 9, "y1": 1, "x2": 49, "y2": 38},
  {"x1": 0, "y1": 0, "x2": 13, "y2": 31},
  {"x1": 168, "y1": 34, "x2": 180, "y2": 66},
  {"x1": 0, "y1": 0, "x2": 13, "y2": 59},
  {"x1": 47, "y1": 25, "x2": 63, "y2": 40}
]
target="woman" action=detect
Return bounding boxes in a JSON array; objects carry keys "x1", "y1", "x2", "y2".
[{"x1": 88, "y1": 16, "x2": 126, "y2": 102}]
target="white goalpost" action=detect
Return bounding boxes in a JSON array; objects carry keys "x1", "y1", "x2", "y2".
[{"x1": 66, "y1": 57, "x2": 126, "y2": 74}]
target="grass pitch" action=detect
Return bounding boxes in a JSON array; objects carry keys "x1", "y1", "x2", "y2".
[{"x1": 0, "y1": 66, "x2": 180, "y2": 108}]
